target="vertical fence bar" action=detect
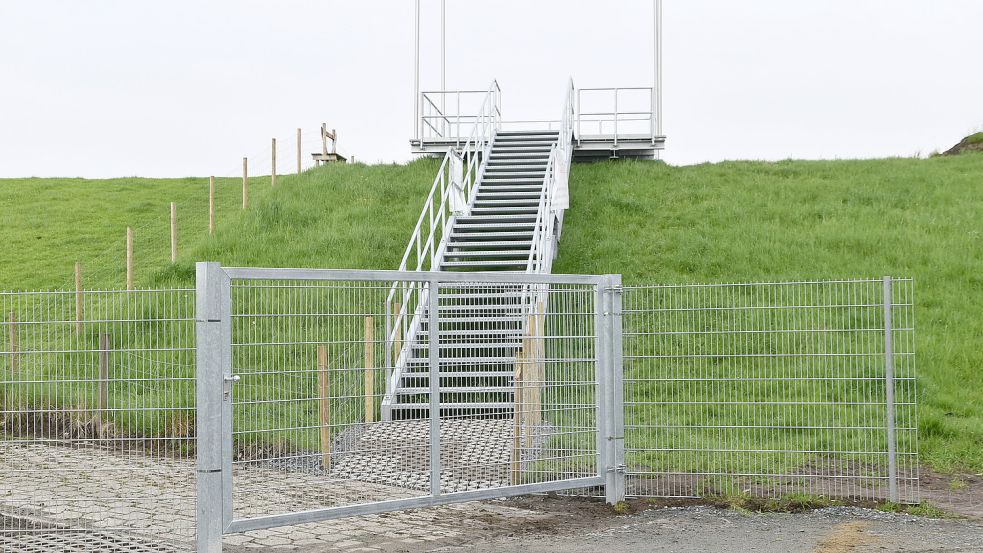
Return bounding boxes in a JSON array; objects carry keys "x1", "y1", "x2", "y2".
[
  {"x1": 318, "y1": 344, "x2": 331, "y2": 470},
  {"x1": 364, "y1": 316, "x2": 375, "y2": 423},
  {"x1": 428, "y1": 278, "x2": 441, "y2": 497},
  {"x1": 196, "y1": 262, "x2": 229, "y2": 553},
  {"x1": 8, "y1": 311, "x2": 17, "y2": 373},
  {"x1": 883, "y1": 276, "x2": 899, "y2": 503}
]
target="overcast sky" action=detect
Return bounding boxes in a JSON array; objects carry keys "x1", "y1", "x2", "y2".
[{"x1": 1, "y1": 0, "x2": 981, "y2": 178}]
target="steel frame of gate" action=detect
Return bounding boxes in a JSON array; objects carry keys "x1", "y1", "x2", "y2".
[{"x1": 194, "y1": 263, "x2": 625, "y2": 553}]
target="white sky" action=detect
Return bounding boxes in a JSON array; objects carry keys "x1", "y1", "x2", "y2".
[{"x1": 1, "y1": 0, "x2": 981, "y2": 178}]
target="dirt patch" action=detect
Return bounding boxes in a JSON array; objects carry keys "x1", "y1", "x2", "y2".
[
  {"x1": 919, "y1": 469, "x2": 983, "y2": 520},
  {"x1": 943, "y1": 133, "x2": 983, "y2": 155},
  {"x1": 812, "y1": 521, "x2": 874, "y2": 553}
]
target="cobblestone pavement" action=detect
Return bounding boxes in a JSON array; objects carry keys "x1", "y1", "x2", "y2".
[{"x1": 0, "y1": 438, "x2": 558, "y2": 552}]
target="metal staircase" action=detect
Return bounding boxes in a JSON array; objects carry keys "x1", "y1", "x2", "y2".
[
  {"x1": 383, "y1": 82, "x2": 574, "y2": 420},
  {"x1": 441, "y1": 130, "x2": 558, "y2": 272}
]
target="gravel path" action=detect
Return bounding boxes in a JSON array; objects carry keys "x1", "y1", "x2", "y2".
[{"x1": 429, "y1": 505, "x2": 983, "y2": 553}]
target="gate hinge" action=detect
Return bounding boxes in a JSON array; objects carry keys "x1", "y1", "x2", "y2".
[
  {"x1": 606, "y1": 463, "x2": 627, "y2": 474},
  {"x1": 604, "y1": 285, "x2": 623, "y2": 293}
]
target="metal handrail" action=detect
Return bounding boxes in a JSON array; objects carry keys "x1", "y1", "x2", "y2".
[
  {"x1": 419, "y1": 82, "x2": 502, "y2": 146},
  {"x1": 526, "y1": 78, "x2": 575, "y2": 277},
  {"x1": 575, "y1": 86, "x2": 658, "y2": 145},
  {"x1": 383, "y1": 81, "x2": 501, "y2": 413}
]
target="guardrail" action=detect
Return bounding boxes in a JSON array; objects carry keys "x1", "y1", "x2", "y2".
[
  {"x1": 526, "y1": 79, "x2": 575, "y2": 276},
  {"x1": 419, "y1": 82, "x2": 502, "y2": 148},
  {"x1": 576, "y1": 86, "x2": 658, "y2": 146}
]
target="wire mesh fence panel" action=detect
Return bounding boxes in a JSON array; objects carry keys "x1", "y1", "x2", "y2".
[
  {"x1": 229, "y1": 278, "x2": 427, "y2": 521},
  {"x1": 0, "y1": 288, "x2": 197, "y2": 552},
  {"x1": 216, "y1": 269, "x2": 613, "y2": 533},
  {"x1": 431, "y1": 282, "x2": 600, "y2": 494},
  {"x1": 622, "y1": 278, "x2": 917, "y2": 503}
]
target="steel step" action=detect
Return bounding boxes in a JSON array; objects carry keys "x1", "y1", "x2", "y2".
[
  {"x1": 448, "y1": 231, "x2": 534, "y2": 240},
  {"x1": 443, "y1": 250, "x2": 529, "y2": 259},
  {"x1": 447, "y1": 240, "x2": 532, "y2": 249},
  {"x1": 472, "y1": 199, "x2": 541, "y2": 206},
  {"x1": 469, "y1": 208, "x2": 539, "y2": 215},
  {"x1": 440, "y1": 260, "x2": 528, "y2": 269},
  {"x1": 456, "y1": 214, "x2": 537, "y2": 222}
]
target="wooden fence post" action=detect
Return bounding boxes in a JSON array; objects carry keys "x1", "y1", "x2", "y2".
[
  {"x1": 296, "y1": 128, "x2": 302, "y2": 174},
  {"x1": 530, "y1": 301, "x2": 544, "y2": 427},
  {"x1": 512, "y1": 346, "x2": 525, "y2": 485},
  {"x1": 271, "y1": 138, "x2": 277, "y2": 188},
  {"x1": 170, "y1": 202, "x2": 177, "y2": 263},
  {"x1": 317, "y1": 345, "x2": 331, "y2": 470},
  {"x1": 242, "y1": 157, "x2": 249, "y2": 210},
  {"x1": 7, "y1": 312, "x2": 17, "y2": 373},
  {"x1": 97, "y1": 333, "x2": 111, "y2": 438},
  {"x1": 364, "y1": 316, "x2": 375, "y2": 423},
  {"x1": 75, "y1": 262, "x2": 84, "y2": 334},
  {"x1": 208, "y1": 176, "x2": 216, "y2": 235},
  {"x1": 126, "y1": 227, "x2": 134, "y2": 290}
]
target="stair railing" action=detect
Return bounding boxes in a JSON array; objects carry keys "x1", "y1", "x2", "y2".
[
  {"x1": 382, "y1": 80, "x2": 501, "y2": 418},
  {"x1": 526, "y1": 79, "x2": 574, "y2": 277}
]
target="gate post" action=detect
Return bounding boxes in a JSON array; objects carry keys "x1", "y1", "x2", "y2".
[
  {"x1": 883, "y1": 276, "x2": 899, "y2": 503},
  {"x1": 196, "y1": 262, "x2": 231, "y2": 553},
  {"x1": 599, "y1": 275, "x2": 626, "y2": 504}
]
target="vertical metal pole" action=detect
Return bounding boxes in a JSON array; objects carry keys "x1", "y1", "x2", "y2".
[
  {"x1": 414, "y1": 0, "x2": 421, "y2": 141},
  {"x1": 595, "y1": 280, "x2": 610, "y2": 501},
  {"x1": 654, "y1": 0, "x2": 663, "y2": 138},
  {"x1": 441, "y1": 0, "x2": 446, "y2": 115},
  {"x1": 607, "y1": 275, "x2": 626, "y2": 504},
  {"x1": 196, "y1": 262, "x2": 230, "y2": 553},
  {"x1": 599, "y1": 275, "x2": 626, "y2": 504},
  {"x1": 883, "y1": 276, "x2": 898, "y2": 503},
  {"x1": 428, "y1": 277, "x2": 441, "y2": 497}
]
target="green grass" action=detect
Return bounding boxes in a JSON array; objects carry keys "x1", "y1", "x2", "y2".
[
  {"x1": 1, "y1": 153, "x2": 981, "y2": 475},
  {"x1": 965, "y1": 132, "x2": 983, "y2": 145},
  {"x1": 0, "y1": 159, "x2": 440, "y2": 290},
  {"x1": 555, "y1": 154, "x2": 983, "y2": 473}
]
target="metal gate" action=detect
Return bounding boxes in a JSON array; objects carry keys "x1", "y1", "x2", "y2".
[{"x1": 194, "y1": 264, "x2": 625, "y2": 552}]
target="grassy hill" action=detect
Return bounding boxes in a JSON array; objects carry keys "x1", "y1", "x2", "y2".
[
  {"x1": 1, "y1": 153, "x2": 980, "y2": 473},
  {"x1": 0, "y1": 159, "x2": 439, "y2": 290},
  {"x1": 554, "y1": 154, "x2": 983, "y2": 473}
]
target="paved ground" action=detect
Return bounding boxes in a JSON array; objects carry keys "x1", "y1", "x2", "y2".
[
  {"x1": 428, "y1": 504, "x2": 983, "y2": 553},
  {"x1": 3, "y1": 441, "x2": 982, "y2": 552}
]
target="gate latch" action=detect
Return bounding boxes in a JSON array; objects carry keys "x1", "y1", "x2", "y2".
[{"x1": 223, "y1": 374, "x2": 240, "y2": 400}]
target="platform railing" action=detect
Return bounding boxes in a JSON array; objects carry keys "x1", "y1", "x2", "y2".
[
  {"x1": 419, "y1": 81, "x2": 502, "y2": 148},
  {"x1": 575, "y1": 86, "x2": 658, "y2": 146}
]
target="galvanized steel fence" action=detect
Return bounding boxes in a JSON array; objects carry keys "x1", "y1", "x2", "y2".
[
  {"x1": 195, "y1": 266, "x2": 622, "y2": 547},
  {"x1": 0, "y1": 288, "x2": 197, "y2": 552},
  {"x1": 0, "y1": 273, "x2": 918, "y2": 551},
  {"x1": 622, "y1": 277, "x2": 917, "y2": 503}
]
